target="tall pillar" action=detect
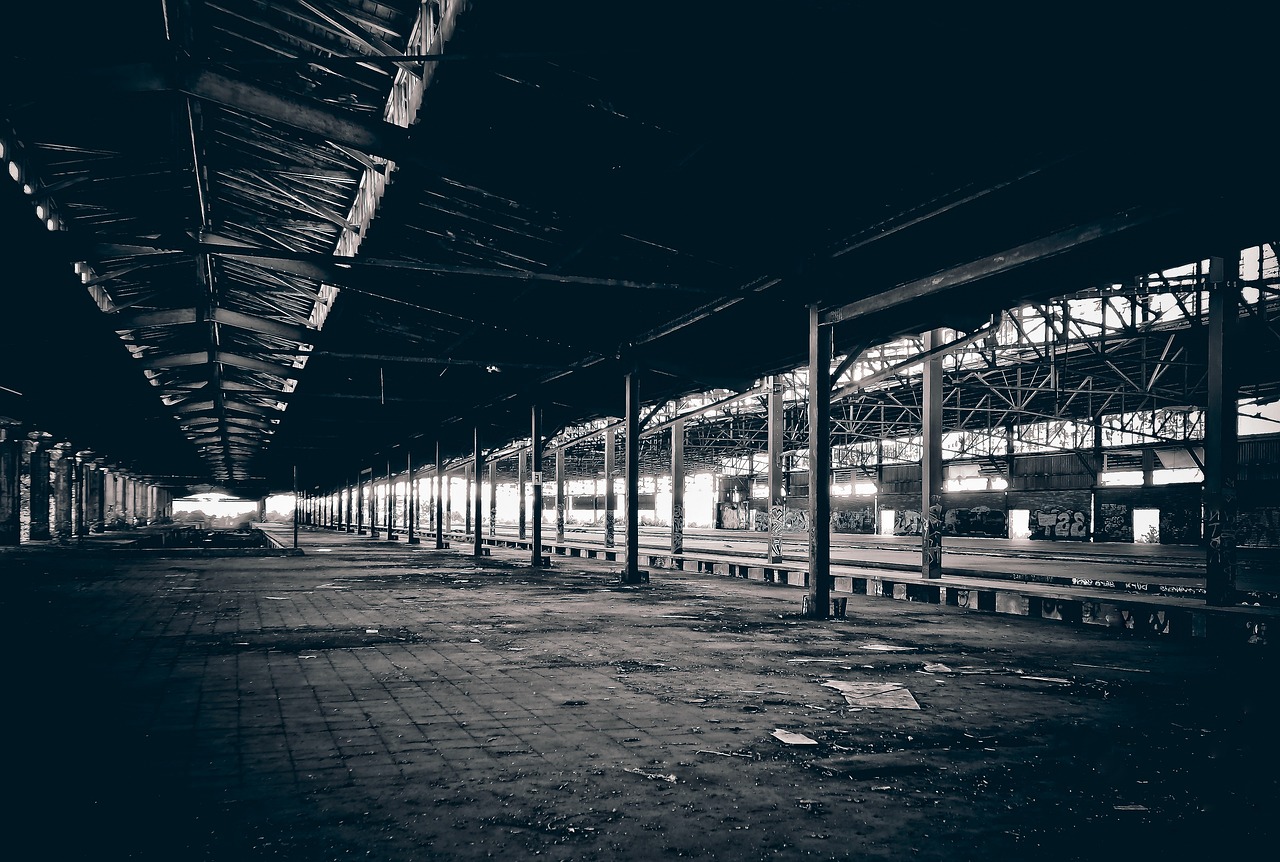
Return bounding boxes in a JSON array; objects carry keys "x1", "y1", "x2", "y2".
[
  {"x1": 464, "y1": 464, "x2": 471, "y2": 535},
  {"x1": 445, "y1": 466, "x2": 453, "y2": 535},
  {"x1": 473, "y1": 428, "x2": 483, "y2": 557},
  {"x1": 408, "y1": 451, "x2": 419, "y2": 544},
  {"x1": 671, "y1": 418, "x2": 685, "y2": 561},
  {"x1": 604, "y1": 427, "x2": 616, "y2": 548},
  {"x1": 0, "y1": 429, "x2": 19, "y2": 546},
  {"x1": 488, "y1": 459, "x2": 497, "y2": 538},
  {"x1": 52, "y1": 445, "x2": 72, "y2": 542},
  {"x1": 1205, "y1": 253, "x2": 1239, "y2": 605},
  {"x1": 767, "y1": 376, "x2": 785, "y2": 563},
  {"x1": 292, "y1": 465, "x2": 299, "y2": 549},
  {"x1": 921, "y1": 328, "x2": 945, "y2": 579},
  {"x1": 623, "y1": 370, "x2": 643, "y2": 583},
  {"x1": 435, "y1": 443, "x2": 444, "y2": 548},
  {"x1": 555, "y1": 446, "x2": 566, "y2": 542},
  {"x1": 87, "y1": 463, "x2": 105, "y2": 533},
  {"x1": 27, "y1": 439, "x2": 51, "y2": 541},
  {"x1": 806, "y1": 306, "x2": 832, "y2": 617},
  {"x1": 357, "y1": 472, "x2": 367, "y2": 534},
  {"x1": 517, "y1": 449, "x2": 527, "y2": 540},
  {"x1": 386, "y1": 459, "x2": 397, "y2": 540},
  {"x1": 531, "y1": 405, "x2": 544, "y2": 567},
  {"x1": 74, "y1": 456, "x2": 86, "y2": 538}
]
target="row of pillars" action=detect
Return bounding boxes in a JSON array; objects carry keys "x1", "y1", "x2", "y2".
[
  {"x1": 0, "y1": 426, "x2": 171, "y2": 545},
  {"x1": 301, "y1": 261, "x2": 1242, "y2": 612}
]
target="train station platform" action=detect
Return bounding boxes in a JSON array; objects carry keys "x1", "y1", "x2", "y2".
[{"x1": 4, "y1": 528, "x2": 1275, "y2": 860}]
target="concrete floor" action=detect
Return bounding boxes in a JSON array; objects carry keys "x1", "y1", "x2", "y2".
[{"x1": 3, "y1": 529, "x2": 1276, "y2": 861}]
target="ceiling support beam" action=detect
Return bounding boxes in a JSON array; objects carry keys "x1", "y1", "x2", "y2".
[{"x1": 821, "y1": 210, "x2": 1173, "y2": 326}]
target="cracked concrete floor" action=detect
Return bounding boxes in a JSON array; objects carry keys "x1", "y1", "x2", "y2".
[{"x1": 2, "y1": 529, "x2": 1276, "y2": 860}]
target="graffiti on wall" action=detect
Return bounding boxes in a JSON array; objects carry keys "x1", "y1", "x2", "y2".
[
  {"x1": 1099, "y1": 503, "x2": 1131, "y2": 542},
  {"x1": 831, "y1": 506, "x2": 874, "y2": 534},
  {"x1": 672, "y1": 502, "x2": 685, "y2": 555},
  {"x1": 604, "y1": 510, "x2": 615, "y2": 547},
  {"x1": 1029, "y1": 507, "x2": 1088, "y2": 540},
  {"x1": 943, "y1": 506, "x2": 1007, "y2": 537},
  {"x1": 923, "y1": 495, "x2": 943, "y2": 573},
  {"x1": 895, "y1": 509, "x2": 924, "y2": 536},
  {"x1": 768, "y1": 504, "x2": 784, "y2": 559},
  {"x1": 1238, "y1": 508, "x2": 1280, "y2": 547}
]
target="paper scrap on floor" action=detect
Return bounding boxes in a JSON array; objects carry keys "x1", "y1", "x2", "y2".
[
  {"x1": 771, "y1": 729, "x2": 819, "y2": 745},
  {"x1": 822, "y1": 680, "x2": 921, "y2": 710}
]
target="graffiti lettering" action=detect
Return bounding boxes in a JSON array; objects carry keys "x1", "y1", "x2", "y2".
[
  {"x1": 671, "y1": 502, "x2": 685, "y2": 555},
  {"x1": 1029, "y1": 507, "x2": 1087, "y2": 540}
]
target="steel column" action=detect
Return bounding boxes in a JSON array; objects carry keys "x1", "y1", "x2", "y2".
[
  {"x1": 1205, "y1": 254, "x2": 1239, "y2": 605},
  {"x1": 922, "y1": 328, "x2": 945, "y2": 579},
  {"x1": 473, "y1": 428, "x2": 483, "y2": 557},
  {"x1": 517, "y1": 449, "x2": 526, "y2": 540},
  {"x1": 0, "y1": 432, "x2": 19, "y2": 545},
  {"x1": 435, "y1": 442, "x2": 444, "y2": 548},
  {"x1": 806, "y1": 306, "x2": 831, "y2": 617},
  {"x1": 623, "y1": 370, "x2": 643, "y2": 582},
  {"x1": 604, "y1": 427, "x2": 616, "y2": 548},
  {"x1": 408, "y1": 451, "x2": 419, "y2": 544},
  {"x1": 671, "y1": 417, "x2": 684, "y2": 561},
  {"x1": 488, "y1": 458, "x2": 497, "y2": 538},
  {"x1": 555, "y1": 446, "x2": 566, "y2": 542},
  {"x1": 531, "y1": 405, "x2": 543, "y2": 567},
  {"x1": 767, "y1": 375, "x2": 784, "y2": 564}
]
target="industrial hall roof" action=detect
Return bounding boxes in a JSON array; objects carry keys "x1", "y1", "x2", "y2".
[{"x1": 1, "y1": 2, "x2": 1274, "y2": 497}]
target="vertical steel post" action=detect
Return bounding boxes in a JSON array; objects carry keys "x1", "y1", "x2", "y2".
[
  {"x1": 386, "y1": 458, "x2": 396, "y2": 540},
  {"x1": 292, "y1": 465, "x2": 299, "y2": 549},
  {"x1": 671, "y1": 417, "x2": 685, "y2": 562},
  {"x1": 806, "y1": 306, "x2": 831, "y2": 617},
  {"x1": 604, "y1": 427, "x2": 616, "y2": 548},
  {"x1": 555, "y1": 446, "x2": 566, "y2": 542},
  {"x1": 1205, "y1": 253, "x2": 1239, "y2": 605},
  {"x1": 531, "y1": 405, "x2": 543, "y2": 567},
  {"x1": 474, "y1": 428, "x2": 483, "y2": 557},
  {"x1": 517, "y1": 449, "x2": 526, "y2": 540},
  {"x1": 435, "y1": 442, "x2": 444, "y2": 548},
  {"x1": 922, "y1": 328, "x2": 945, "y2": 579},
  {"x1": 408, "y1": 450, "x2": 418, "y2": 544},
  {"x1": 624, "y1": 370, "x2": 642, "y2": 582},
  {"x1": 767, "y1": 375, "x2": 785, "y2": 564},
  {"x1": 488, "y1": 458, "x2": 497, "y2": 538}
]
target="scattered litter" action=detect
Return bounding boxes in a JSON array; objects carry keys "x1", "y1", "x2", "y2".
[
  {"x1": 561, "y1": 700, "x2": 588, "y2": 707},
  {"x1": 788, "y1": 658, "x2": 853, "y2": 663},
  {"x1": 684, "y1": 698, "x2": 707, "y2": 704},
  {"x1": 1020, "y1": 675, "x2": 1070, "y2": 685},
  {"x1": 624, "y1": 767, "x2": 676, "y2": 783},
  {"x1": 1113, "y1": 804, "x2": 1149, "y2": 811},
  {"x1": 469, "y1": 638, "x2": 481, "y2": 643},
  {"x1": 365, "y1": 629, "x2": 379, "y2": 634},
  {"x1": 508, "y1": 647, "x2": 525, "y2": 651},
  {"x1": 299, "y1": 655, "x2": 317, "y2": 660},
  {"x1": 1073, "y1": 663, "x2": 1150, "y2": 673},
  {"x1": 233, "y1": 642, "x2": 250, "y2": 647},
  {"x1": 923, "y1": 663, "x2": 953, "y2": 673},
  {"x1": 796, "y1": 799, "x2": 823, "y2": 812},
  {"x1": 695, "y1": 749, "x2": 753, "y2": 759},
  {"x1": 263, "y1": 596, "x2": 290, "y2": 601},
  {"x1": 857, "y1": 644, "x2": 916, "y2": 652},
  {"x1": 822, "y1": 680, "x2": 920, "y2": 710},
  {"x1": 871, "y1": 785, "x2": 892, "y2": 791},
  {"x1": 771, "y1": 729, "x2": 819, "y2": 746},
  {"x1": 314, "y1": 548, "x2": 332, "y2": 553}
]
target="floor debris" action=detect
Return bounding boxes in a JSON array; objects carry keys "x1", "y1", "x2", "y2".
[
  {"x1": 771, "y1": 729, "x2": 819, "y2": 745},
  {"x1": 822, "y1": 680, "x2": 921, "y2": 710},
  {"x1": 624, "y1": 767, "x2": 677, "y2": 783},
  {"x1": 857, "y1": 643, "x2": 916, "y2": 652}
]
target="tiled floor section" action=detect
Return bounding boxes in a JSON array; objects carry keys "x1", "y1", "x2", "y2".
[{"x1": 2, "y1": 529, "x2": 1276, "y2": 860}]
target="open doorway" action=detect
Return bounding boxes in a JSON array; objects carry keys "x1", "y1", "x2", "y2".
[
  {"x1": 1008, "y1": 509, "x2": 1031, "y2": 539},
  {"x1": 1133, "y1": 508, "x2": 1160, "y2": 543},
  {"x1": 878, "y1": 509, "x2": 896, "y2": 536}
]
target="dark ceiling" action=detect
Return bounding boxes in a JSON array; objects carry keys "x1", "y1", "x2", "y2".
[{"x1": 1, "y1": 2, "x2": 1274, "y2": 496}]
